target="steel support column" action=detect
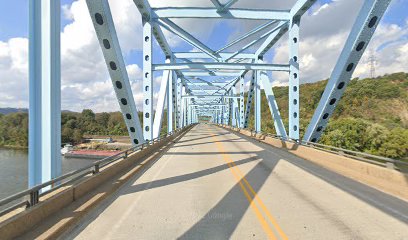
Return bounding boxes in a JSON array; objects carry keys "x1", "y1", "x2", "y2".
[
  {"x1": 288, "y1": 17, "x2": 300, "y2": 140},
  {"x1": 176, "y1": 78, "x2": 182, "y2": 128},
  {"x1": 244, "y1": 73, "x2": 255, "y2": 128},
  {"x1": 143, "y1": 18, "x2": 153, "y2": 141},
  {"x1": 254, "y1": 71, "x2": 261, "y2": 132},
  {"x1": 29, "y1": 0, "x2": 61, "y2": 187},
  {"x1": 239, "y1": 76, "x2": 245, "y2": 128}
]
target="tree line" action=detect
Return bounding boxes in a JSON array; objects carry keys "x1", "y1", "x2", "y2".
[{"x1": 0, "y1": 72, "x2": 407, "y2": 159}]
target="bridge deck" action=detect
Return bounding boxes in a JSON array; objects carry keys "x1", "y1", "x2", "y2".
[{"x1": 65, "y1": 124, "x2": 408, "y2": 240}]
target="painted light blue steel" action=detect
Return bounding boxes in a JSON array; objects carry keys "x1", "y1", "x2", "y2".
[
  {"x1": 254, "y1": 61, "x2": 262, "y2": 133},
  {"x1": 216, "y1": 20, "x2": 277, "y2": 54},
  {"x1": 153, "y1": 59, "x2": 171, "y2": 139},
  {"x1": 86, "y1": 0, "x2": 144, "y2": 145},
  {"x1": 152, "y1": 8, "x2": 291, "y2": 21},
  {"x1": 288, "y1": 17, "x2": 300, "y2": 140},
  {"x1": 260, "y1": 70, "x2": 287, "y2": 138},
  {"x1": 303, "y1": 0, "x2": 392, "y2": 143},
  {"x1": 244, "y1": 73, "x2": 255, "y2": 128},
  {"x1": 169, "y1": 70, "x2": 176, "y2": 133},
  {"x1": 143, "y1": 19, "x2": 153, "y2": 141},
  {"x1": 29, "y1": 0, "x2": 61, "y2": 188},
  {"x1": 153, "y1": 63, "x2": 290, "y2": 71},
  {"x1": 239, "y1": 76, "x2": 245, "y2": 128},
  {"x1": 155, "y1": 18, "x2": 220, "y2": 61}
]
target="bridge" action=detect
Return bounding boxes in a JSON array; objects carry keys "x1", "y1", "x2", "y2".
[{"x1": 0, "y1": 0, "x2": 407, "y2": 239}]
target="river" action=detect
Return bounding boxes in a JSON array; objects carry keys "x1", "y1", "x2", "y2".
[{"x1": 0, "y1": 148, "x2": 96, "y2": 201}]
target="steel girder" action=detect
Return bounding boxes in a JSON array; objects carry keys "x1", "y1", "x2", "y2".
[
  {"x1": 29, "y1": 0, "x2": 61, "y2": 188},
  {"x1": 119, "y1": 0, "x2": 388, "y2": 145},
  {"x1": 86, "y1": 0, "x2": 144, "y2": 145}
]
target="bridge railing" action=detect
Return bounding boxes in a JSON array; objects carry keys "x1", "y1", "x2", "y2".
[
  {"x1": 226, "y1": 126, "x2": 407, "y2": 172},
  {"x1": 0, "y1": 126, "x2": 188, "y2": 217}
]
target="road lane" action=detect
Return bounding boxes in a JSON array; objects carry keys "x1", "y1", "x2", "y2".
[{"x1": 65, "y1": 124, "x2": 408, "y2": 240}]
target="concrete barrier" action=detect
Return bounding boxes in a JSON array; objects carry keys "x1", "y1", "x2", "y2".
[
  {"x1": 220, "y1": 125, "x2": 408, "y2": 202},
  {"x1": 0, "y1": 125, "x2": 194, "y2": 240}
]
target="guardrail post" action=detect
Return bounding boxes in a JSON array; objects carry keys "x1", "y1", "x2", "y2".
[
  {"x1": 94, "y1": 164, "x2": 100, "y2": 174},
  {"x1": 29, "y1": 190, "x2": 39, "y2": 207},
  {"x1": 386, "y1": 162, "x2": 396, "y2": 170}
]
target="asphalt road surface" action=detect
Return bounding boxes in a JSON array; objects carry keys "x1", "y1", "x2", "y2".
[{"x1": 64, "y1": 124, "x2": 408, "y2": 240}]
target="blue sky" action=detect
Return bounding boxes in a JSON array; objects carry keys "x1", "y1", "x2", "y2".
[{"x1": 0, "y1": 0, "x2": 407, "y2": 111}]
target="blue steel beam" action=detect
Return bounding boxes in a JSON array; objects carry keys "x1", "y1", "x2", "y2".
[
  {"x1": 86, "y1": 0, "x2": 144, "y2": 145},
  {"x1": 260, "y1": 70, "x2": 287, "y2": 138},
  {"x1": 155, "y1": 18, "x2": 220, "y2": 61},
  {"x1": 153, "y1": 59, "x2": 171, "y2": 139},
  {"x1": 174, "y1": 52, "x2": 254, "y2": 59},
  {"x1": 216, "y1": 20, "x2": 277, "y2": 54},
  {"x1": 29, "y1": 0, "x2": 61, "y2": 187},
  {"x1": 244, "y1": 73, "x2": 256, "y2": 128},
  {"x1": 220, "y1": 0, "x2": 239, "y2": 12},
  {"x1": 153, "y1": 63, "x2": 290, "y2": 71},
  {"x1": 152, "y1": 8, "x2": 291, "y2": 21},
  {"x1": 254, "y1": 63, "x2": 261, "y2": 133},
  {"x1": 176, "y1": 77, "x2": 182, "y2": 128},
  {"x1": 181, "y1": 71, "x2": 244, "y2": 77},
  {"x1": 169, "y1": 70, "x2": 176, "y2": 132},
  {"x1": 224, "y1": 21, "x2": 288, "y2": 62},
  {"x1": 143, "y1": 18, "x2": 153, "y2": 141},
  {"x1": 255, "y1": 21, "x2": 289, "y2": 57},
  {"x1": 133, "y1": 0, "x2": 172, "y2": 57},
  {"x1": 288, "y1": 17, "x2": 300, "y2": 140},
  {"x1": 239, "y1": 76, "x2": 245, "y2": 128},
  {"x1": 304, "y1": 0, "x2": 392, "y2": 142}
]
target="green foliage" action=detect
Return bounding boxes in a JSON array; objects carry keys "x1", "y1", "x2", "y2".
[
  {"x1": 244, "y1": 72, "x2": 408, "y2": 159},
  {"x1": 1, "y1": 72, "x2": 407, "y2": 159}
]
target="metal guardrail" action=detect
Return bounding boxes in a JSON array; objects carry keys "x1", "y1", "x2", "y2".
[
  {"x1": 0, "y1": 126, "x2": 190, "y2": 216},
  {"x1": 224, "y1": 125, "x2": 407, "y2": 171}
]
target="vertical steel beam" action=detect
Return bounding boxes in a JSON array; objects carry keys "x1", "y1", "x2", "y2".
[
  {"x1": 176, "y1": 77, "x2": 182, "y2": 128},
  {"x1": 303, "y1": 0, "x2": 391, "y2": 142},
  {"x1": 288, "y1": 17, "x2": 300, "y2": 140},
  {"x1": 231, "y1": 87, "x2": 239, "y2": 127},
  {"x1": 239, "y1": 76, "x2": 245, "y2": 128},
  {"x1": 29, "y1": 0, "x2": 61, "y2": 187},
  {"x1": 254, "y1": 61, "x2": 262, "y2": 133},
  {"x1": 143, "y1": 18, "x2": 153, "y2": 141},
  {"x1": 225, "y1": 96, "x2": 230, "y2": 125},
  {"x1": 153, "y1": 59, "x2": 170, "y2": 139},
  {"x1": 244, "y1": 72, "x2": 255, "y2": 128},
  {"x1": 86, "y1": 0, "x2": 144, "y2": 145},
  {"x1": 260, "y1": 70, "x2": 287, "y2": 138},
  {"x1": 168, "y1": 70, "x2": 175, "y2": 133}
]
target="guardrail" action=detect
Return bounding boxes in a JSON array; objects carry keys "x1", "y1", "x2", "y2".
[
  {"x1": 0, "y1": 126, "x2": 190, "y2": 216},
  {"x1": 224, "y1": 125, "x2": 407, "y2": 172}
]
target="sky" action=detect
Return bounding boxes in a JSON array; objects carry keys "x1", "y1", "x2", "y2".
[{"x1": 0, "y1": 0, "x2": 407, "y2": 112}]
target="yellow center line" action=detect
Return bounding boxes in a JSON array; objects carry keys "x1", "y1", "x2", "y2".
[
  {"x1": 210, "y1": 127, "x2": 288, "y2": 240},
  {"x1": 214, "y1": 138, "x2": 277, "y2": 240},
  {"x1": 229, "y1": 159, "x2": 289, "y2": 240}
]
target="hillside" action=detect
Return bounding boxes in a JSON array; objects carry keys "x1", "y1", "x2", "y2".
[
  {"x1": 0, "y1": 72, "x2": 407, "y2": 159},
  {"x1": 245, "y1": 72, "x2": 408, "y2": 159}
]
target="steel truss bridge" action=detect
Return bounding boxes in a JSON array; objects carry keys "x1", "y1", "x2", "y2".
[
  {"x1": 27, "y1": 0, "x2": 391, "y2": 185},
  {"x1": 3, "y1": 0, "x2": 407, "y2": 239}
]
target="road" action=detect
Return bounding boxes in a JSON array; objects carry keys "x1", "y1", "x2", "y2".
[{"x1": 64, "y1": 124, "x2": 408, "y2": 240}]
